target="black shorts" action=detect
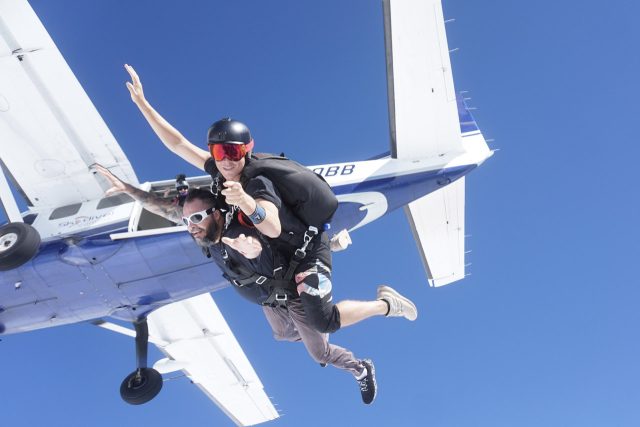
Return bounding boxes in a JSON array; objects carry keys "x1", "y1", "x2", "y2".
[{"x1": 295, "y1": 259, "x2": 340, "y2": 333}]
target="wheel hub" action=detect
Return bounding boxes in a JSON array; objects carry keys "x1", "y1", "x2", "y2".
[
  {"x1": 128, "y1": 373, "x2": 148, "y2": 390},
  {"x1": 0, "y1": 233, "x2": 18, "y2": 253}
]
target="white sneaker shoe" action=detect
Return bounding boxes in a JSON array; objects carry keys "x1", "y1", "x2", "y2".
[{"x1": 377, "y1": 285, "x2": 418, "y2": 321}]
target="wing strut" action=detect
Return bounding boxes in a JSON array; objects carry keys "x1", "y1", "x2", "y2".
[{"x1": 0, "y1": 160, "x2": 22, "y2": 222}]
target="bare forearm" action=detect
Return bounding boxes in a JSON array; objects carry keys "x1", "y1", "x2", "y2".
[
  {"x1": 134, "y1": 99, "x2": 209, "y2": 170},
  {"x1": 238, "y1": 198, "x2": 281, "y2": 238},
  {"x1": 123, "y1": 183, "x2": 182, "y2": 223},
  {"x1": 136, "y1": 100, "x2": 187, "y2": 150},
  {"x1": 253, "y1": 203, "x2": 281, "y2": 238}
]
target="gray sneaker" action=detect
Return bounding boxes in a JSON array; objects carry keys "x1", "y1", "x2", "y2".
[{"x1": 377, "y1": 285, "x2": 418, "y2": 321}]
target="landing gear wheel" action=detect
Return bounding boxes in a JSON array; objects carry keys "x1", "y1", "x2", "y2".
[
  {"x1": 0, "y1": 222, "x2": 41, "y2": 271},
  {"x1": 120, "y1": 368, "x2": 163, "y2": 405}
]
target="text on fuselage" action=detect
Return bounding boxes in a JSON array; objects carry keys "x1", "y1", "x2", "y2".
[{"x1": 311, "y1": 164, "x2": 355, "y2": 177}]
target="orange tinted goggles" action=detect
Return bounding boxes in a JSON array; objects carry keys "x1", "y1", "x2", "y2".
[{"x1": 209, "y1": 141, "x2": 254, "y2": 161}]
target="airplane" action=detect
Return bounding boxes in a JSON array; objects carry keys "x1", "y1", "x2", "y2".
[{"x1": 0, "y1": 0, "x2": 492, "y2": 425}]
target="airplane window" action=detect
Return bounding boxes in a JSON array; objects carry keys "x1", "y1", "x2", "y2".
[
  {"x1": 97, "y1": 194, "x2": 134, "y2": 209},
  {"x1": 49, "y1": 203, "x2": 82, "y2": 220}
]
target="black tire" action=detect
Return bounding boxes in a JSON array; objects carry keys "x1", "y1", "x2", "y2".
[
  {"x1": 0, "y1": 222, "x2": 41, "y2": 271},
  {"x1": 120, "y1": 368, "x2": 163, "y2": 405}
]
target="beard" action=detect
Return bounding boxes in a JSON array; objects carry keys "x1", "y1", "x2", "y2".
[{"x1": 193, "y1": 218, "x2": 219, "y2": 247}]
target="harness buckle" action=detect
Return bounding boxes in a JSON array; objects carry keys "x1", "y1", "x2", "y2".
[
  {"x1": 296, "y1": 226, "x2": 318, "y2": 257},
  {"x1": 303, "y1": 226, "x2": 319, "y2": 243},
  {"x1": 232, "y1": 279, "x2": 241, "y2": 287},
  {"x1": 255, "y1": 276, "x2": 267, "y2": 285},
  {"x1": 272, "y1": 266, "x2": 284, "y2": 279},
  {"x1": 275, "y1": 293, "x2": 288, "y2": 302},
  {"x1": 210, "y1": 175, "x2": 220, "y2": 196}
]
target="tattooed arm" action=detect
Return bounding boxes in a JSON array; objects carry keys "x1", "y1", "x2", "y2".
[{"x1": 94, "y1": 164, "x2": 182, "y2": 223}]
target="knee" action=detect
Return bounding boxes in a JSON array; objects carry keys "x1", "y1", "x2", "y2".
[
  {"x1": 303, "y1": 339, "x2": 331, "y2": 364},
  {"x1": 270, "y1": 324, "x2": 301, "y2": 342},
  {"x1": 300, "y1": 293, "x2": 341, "y2": 334},
  {"x1": 307, "y1": 313, "x2": 336, "y2": 334},
  {"x1": 308, "y1": 348, "x2": 330, "y2": 364}
]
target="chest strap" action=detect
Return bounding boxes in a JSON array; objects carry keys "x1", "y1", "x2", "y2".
[
  {"x1": 223, "y1": 226, "x2": 319, "y2": 308},
  {"x1": 282, "y1": 226, "x2": 318, "y2": 281},
  {"x1": 223, "y1": 267, "x2": 294, "y2": 308},
  {"x1": 224, "y1": 272, "x2": 268, "y2": 287},
  {"x1": 262, "y1": 226, "x2": 319, "y2": 307},
  {"x1": 261, "y1": 287, "x2": 293, "y2": 307}
]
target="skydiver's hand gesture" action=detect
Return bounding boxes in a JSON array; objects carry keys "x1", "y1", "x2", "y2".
[
  {"x1": 220, "y1": 181, "x2": 251, "y2": 209},
  {"x1": 125, "y1": 64, "x2": 146, "y2": 106},
  {"x1": 94, "y1": 164, "x2": 128, "y2": 196},
  {"x1": 221, "y1": 234, "x2": 263, "y2": 259},
  {"x1": 222, "y1": 181, "x2": 281, "y2": 239}
]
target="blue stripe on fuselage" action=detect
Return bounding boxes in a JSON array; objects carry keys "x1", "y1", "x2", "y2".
[{"x1": 329, "y1": 164, "x2": 475, "y2": 232}]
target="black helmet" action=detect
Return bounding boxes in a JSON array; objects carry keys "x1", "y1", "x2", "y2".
[{"x1": 207, "y1": 118, "x2": 252, "y2": 145}]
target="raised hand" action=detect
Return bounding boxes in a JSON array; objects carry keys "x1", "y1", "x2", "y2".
[
  {"x1": 94, "y1": 164, "x2": 128, "y2": 196},
  {"x1": 124, "y1": 64, "x2": 146, "y2": 105},
  {"x1": 221, "y1": 233, "x2": 263, "y2": 259},
  {"x1": 220, "y1": 181, "x2": 250, "y2": 207}
]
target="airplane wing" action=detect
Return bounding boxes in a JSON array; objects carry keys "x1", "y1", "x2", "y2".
[
  {"x1": 147, "y1": 293, "x2": 279, "y2": 426},
  {"x1": 0, "y1": 0, "x2": 138, "y2": 209},
  {"x1": 383, "y1": 0, "x2": 467, "y2": 286}
]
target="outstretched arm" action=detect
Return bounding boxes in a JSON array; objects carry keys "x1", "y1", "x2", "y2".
[
  {"x1": 124, "y1": 64, "x2": 210, "y2": 171},
  {"x1": 94, "y1": 164, "x2": 183, "y2": 223}
]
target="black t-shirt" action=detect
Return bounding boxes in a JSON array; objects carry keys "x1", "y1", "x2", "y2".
[
  {"x1": 208, "y1": 219, "x2": 285, "y2": 305},
  {"x1": 204, "y1": 157, "x2": 331, "y2": 268}
]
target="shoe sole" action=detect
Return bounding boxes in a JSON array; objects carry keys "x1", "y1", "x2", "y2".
[
  {"x1": 361, "y1": 359, "x2": 377, "y2": 404},
  {"x1": 377, "y1": 285, "x2": 418, "y2": 321}
]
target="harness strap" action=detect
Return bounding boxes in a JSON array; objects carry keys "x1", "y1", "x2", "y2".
[
  {"x1": 221, "y1": 227, "x2": 320, "y2": 308},
  {"x1": 224, "y1": 265, "x2": 290, "y2": 291},
  {"x1": 283, "y1": 226, "x2": 319, "y2": 281},
  {"x1": 224, "y1": 272, "x2": 268, "y2": 288},
  {"x1": 261, "y1": 287, "x2": 295, "y2": 307}
]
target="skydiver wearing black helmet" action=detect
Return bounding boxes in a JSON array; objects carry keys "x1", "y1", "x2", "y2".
[{"x1": 123, "y1": 64, "x2": 418, "y2": 404}]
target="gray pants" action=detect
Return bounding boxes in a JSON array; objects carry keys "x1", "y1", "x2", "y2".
[{"x1": 262, "y1": 298, "x2": 363, "y2": 376}]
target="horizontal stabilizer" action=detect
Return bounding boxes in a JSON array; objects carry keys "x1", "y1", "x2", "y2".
[
  {"x1": 147, "y1": 293, "x2": 278, "y2": 426},
  {"x1": 405, "y1": 177, "x2": 465, "y2": 287}
]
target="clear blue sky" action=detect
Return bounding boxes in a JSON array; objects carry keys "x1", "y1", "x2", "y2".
[{"x1": 2, "y1": 1, "x2": 640, "y2": 426}]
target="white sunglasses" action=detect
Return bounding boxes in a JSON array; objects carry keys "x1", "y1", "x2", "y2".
[{"x1": 181, "y1": 207, "x2": 214, "y2": 226}]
